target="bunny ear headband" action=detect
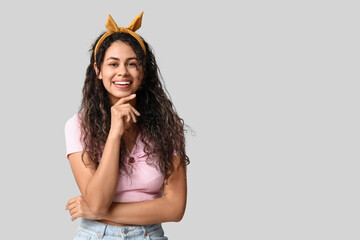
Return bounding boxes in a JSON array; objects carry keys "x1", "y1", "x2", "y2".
[{"x1": 94, "y1": 12, "x2": 146, "y2": 62}]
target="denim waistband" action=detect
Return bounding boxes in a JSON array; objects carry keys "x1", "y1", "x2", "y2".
[{"x1": 79, "y1": 218, "x2": 161, "y2": 238}]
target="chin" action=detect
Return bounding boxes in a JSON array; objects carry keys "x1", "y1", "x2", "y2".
[
  {"x1": 109, "y1": 91, "x2": 134, "y2": 103},
  {"x1": 113, "y1": 90, "x2": 133, "y2": 97},
  {"x1": 117, "y1": 93, "x2": 133, "y2": 98}
]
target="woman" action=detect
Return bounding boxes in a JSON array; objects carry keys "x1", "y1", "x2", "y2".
[{"x1": 64, "y1": 12, "x2": 189, "y2": 239}]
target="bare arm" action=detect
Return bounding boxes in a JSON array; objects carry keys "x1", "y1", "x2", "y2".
[
  {"x1": 68, "y1": 94, "x2": 140, "y2": 215},
  {"x1": 68, "y1": 136, "x2": 120, "y2": 215},
  {"x1": 66, "y1": 155, "x2": 187, "y2": 224},
  {"x1": 102, "y1": 155, "x2": 187, "y2": 224}
]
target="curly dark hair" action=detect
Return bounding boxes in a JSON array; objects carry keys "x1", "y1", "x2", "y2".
[{"x1": 78, "y1": 32, "x2": 189, "y2": 180}]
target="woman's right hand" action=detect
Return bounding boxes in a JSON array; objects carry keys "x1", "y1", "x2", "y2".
[{"x1": 109, "y1": 94, "x2": 140, "y2": 138}]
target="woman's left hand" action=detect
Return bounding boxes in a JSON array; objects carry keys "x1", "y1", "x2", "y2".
[{"x1": 65, "y1": 196, "x2": 100, "y2": 221}]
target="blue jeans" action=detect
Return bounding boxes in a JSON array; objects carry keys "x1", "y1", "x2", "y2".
[{"x1": 74, "y1": 218, "x2": 168, "y2": 240}]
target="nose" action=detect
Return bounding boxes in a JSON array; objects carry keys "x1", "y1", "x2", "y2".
[{"x1": 117, "y1": 63, "x2": 128, "y2": 76}]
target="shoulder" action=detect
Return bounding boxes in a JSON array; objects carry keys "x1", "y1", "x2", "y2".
[
  {"x1": 65, "y1": 112, "x2": 82, "y2": 132},
  {"x1": 64, "y1": 112, "x2": 84, "y2": 157}
]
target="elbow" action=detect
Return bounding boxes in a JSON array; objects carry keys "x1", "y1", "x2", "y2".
[
  {"x1": 89, "y1": 205, "x2": 109, "y2": 217},
  {"x1": 168, "y1": 203, "x2": 186, "y2": 222},
  {"x1": 84, "y1": 197, "x2": 110, "y2": 217},
  {"x1": 83, "y1": 191, "x2": 112, "y2": 217},
  {"x1": 164, "y1": 192, "x2": 187, "y2": 222},
  {"x1": 173, "y1": 212, "x2": 184, "y2": 222},
  {"x1": 171, "y1": 209, "x2": 185, "y2": 222}
]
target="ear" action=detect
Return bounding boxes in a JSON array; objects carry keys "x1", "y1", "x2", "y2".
[{"x1": 94, "y1": 63, "x2": 102, "y2": 79}]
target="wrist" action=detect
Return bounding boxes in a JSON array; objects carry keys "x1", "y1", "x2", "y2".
[{"x1": 108, "y1": 130, "x2": 123, "y2": 141}]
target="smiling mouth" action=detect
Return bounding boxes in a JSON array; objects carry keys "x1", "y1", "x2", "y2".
[{"x1": 114, "y1": 81, "x2": 131, "y2": 85}]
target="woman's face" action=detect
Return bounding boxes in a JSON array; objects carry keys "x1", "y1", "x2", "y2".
[{"x1": 96, "y1": 41, "x2": 144, "y2": 105}]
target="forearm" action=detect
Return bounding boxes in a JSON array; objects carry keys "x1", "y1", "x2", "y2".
[
  {"x1": 101, "y1": 197, "x2": 185, "y2": 225},
  {"x1": 100, "y1": 159, "x2": 187, "y2": 225},
  {"x1": 84, "y1": 133, "x2": 121, "y2": 213}
]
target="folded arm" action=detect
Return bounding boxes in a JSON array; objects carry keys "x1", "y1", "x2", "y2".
[
  {"x1": 66, "y1": 155, "x2": 187, "y2": 224},
  {"x1": 102, "y1": 155, "x2": 187, "y2": 225}
]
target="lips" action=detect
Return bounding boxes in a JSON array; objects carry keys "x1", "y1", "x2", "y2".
[
  {"x1": 114, "y1": 81, "x2": 130, "y2": 85},
  {"x1": 113, "y1": 80, "x2": 132, "y2": 88}
]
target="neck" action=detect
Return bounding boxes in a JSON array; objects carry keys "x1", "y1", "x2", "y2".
[
  {"x1": 122, "y1": 124, "x2": 138, "y2": 140},
  {"x1": 122, "y1": 125, "x2": 139, "y2": 153}
]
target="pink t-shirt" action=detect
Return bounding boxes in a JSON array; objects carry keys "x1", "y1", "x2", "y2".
[{"x1": 64, "y1": 113, "x2": 165, "y2": 203}]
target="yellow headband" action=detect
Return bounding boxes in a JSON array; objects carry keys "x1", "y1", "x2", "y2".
[{"x1": 94, "y1": 12, "x2": 146, "y2": 62}]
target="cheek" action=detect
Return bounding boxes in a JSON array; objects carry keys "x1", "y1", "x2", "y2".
[
  {"x1": 101, "y1": 72, "x2": 114, "y2": 88},
  {"x1": 102, "y1": 69, "x2": 114, "y2": 79},
  {"x1": 132, "y1": 68, "x2": 144, "y2": 82}
]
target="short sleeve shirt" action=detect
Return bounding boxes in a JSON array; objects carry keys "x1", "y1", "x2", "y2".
[{"x1": 64, "y1": 113, "x2": 165, "y2": 203}]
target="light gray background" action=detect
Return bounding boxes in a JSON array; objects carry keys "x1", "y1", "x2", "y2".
[{"x1": 0, "y1": 0, "x2": 359, "y2": 239}]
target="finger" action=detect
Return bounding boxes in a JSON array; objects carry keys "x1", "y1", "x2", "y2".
[
  {"x1": 130, "y1": 106, "x2": 140, "y2": 116},
  {"x1": 126, "y1": 112, "x2": 131, "y2": 122},
  {"x1": 129, "y1": 110, "x2": 137, "y2": 123},
  {"x1": 114, "y1": 94, "x2": 136, "y2": 106},
  {"x1": 116, "y1": 103, "x2": 139, "y2": 115},
  {"x1": 66, "y1": 202, "x2": 77, "y2": 214},
  {"x1": 70, "y1": 207, "x2": 78, "y2": 215},
  {"x1": 68, "y1": 203, "x2": 77, "y2": 212},
  {"x1": 71, "y1": 212, "x2": 79, "y2": 221},
  {"x1": 65, "y1": 197, "x2": 77, "y2": 210}
]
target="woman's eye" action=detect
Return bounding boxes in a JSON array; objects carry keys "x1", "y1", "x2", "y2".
[
  {"x1": 109, "y1": 63, "x2": 118, "y2": 67},
  {"x1": 128, "y1": 62, "x2": 138, "y2": 67}
]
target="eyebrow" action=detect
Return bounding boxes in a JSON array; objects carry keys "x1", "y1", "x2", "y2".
[{"x1": 106, "y1": 56, "x2": 138, "y2": 61}]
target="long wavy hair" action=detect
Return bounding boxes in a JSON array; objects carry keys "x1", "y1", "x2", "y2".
[{"x1": 79, "y1": 32, "x2": 189, "y2": 180}]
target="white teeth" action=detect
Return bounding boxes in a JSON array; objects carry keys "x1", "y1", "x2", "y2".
[{"x1": 114, "y1": 81, "x2": 131, "y2": 85}]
